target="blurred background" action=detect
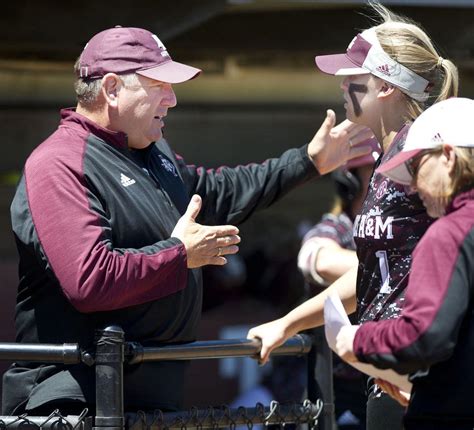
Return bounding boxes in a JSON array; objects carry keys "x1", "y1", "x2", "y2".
[{"x1": 0, "y1": 0, "x2": 473, "y2": 419}]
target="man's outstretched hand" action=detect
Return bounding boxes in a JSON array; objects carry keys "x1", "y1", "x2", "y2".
[
  {"x1": 308, "y1": 109, "x2": 374, "y2": 175},
  {"x1": 171, "y1": 195, "x2": 241, "y2": 268}
]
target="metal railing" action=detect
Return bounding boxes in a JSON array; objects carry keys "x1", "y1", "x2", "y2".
[{"x1": 0, "y1": 326, "x2": 335, "y2": 430}]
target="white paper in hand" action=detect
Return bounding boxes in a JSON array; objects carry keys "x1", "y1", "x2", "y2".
[
  {"x1": 324, "y1": 293, "x2": 412, "y2": 393},
  {"x1": 324, "y1": 293, "x2": 351, "y2": 350}
]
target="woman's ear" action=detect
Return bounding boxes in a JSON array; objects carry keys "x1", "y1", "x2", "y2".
[
  {"x1": 443, "y1": 144, "x2": 456, "y2": 173},
  {"x1": 377, "y1": 81, "x2": 397, "y2": 99},
  {"x1": 101, "y1": 73, "x2": 122, "y2": 107}
]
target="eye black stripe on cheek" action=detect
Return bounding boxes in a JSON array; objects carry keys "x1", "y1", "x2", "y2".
[{"x1": 348, "y1": 83, "x2": 368, "y2": 117}]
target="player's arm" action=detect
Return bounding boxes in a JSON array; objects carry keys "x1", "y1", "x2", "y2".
[
  {"x1": 248, "y1": 265, "x2": 358, "y2": 363},
  {"x1": 298, "y1": 237, "x2": 358, "y2": 285}
]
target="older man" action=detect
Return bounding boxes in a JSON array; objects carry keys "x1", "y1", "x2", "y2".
[{"x1": 3, "y1": 26, "x2": 370, "y2": 415}]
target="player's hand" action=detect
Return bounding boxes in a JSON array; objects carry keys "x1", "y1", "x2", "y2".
[
  {"x1": 334, "y1": 324, "x2": 359, "y2": 362},
  {"x1": 171, "y1": 195, "x2": 241, "y2": 268},
  {"x1": 247, "y1": 318, "x2": 290, "y2": 365},
  {"x1": 375, "y1": 378, "x2": 410, "y2": 407},
  {"x1": 308, "y1": 110, "x2": 374, "y2": 175}
]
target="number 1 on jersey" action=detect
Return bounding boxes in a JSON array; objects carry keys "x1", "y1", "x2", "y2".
[{"x1": 376, "y1": 250, "x2": 392, "y2": 294}]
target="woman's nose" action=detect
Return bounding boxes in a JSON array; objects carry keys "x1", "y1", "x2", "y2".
[{"x1": 340, "y1": 77, "x2": 350, "y2": 91}]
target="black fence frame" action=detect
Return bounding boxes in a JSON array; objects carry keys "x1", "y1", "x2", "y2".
[{"x1": 0, "y1": 326, "x2": 335, "y2": 430}]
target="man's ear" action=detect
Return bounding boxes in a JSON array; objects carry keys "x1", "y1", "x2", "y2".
[
  {"x1": 377, "y1": 81, "x2": 397, "y2": 99},
  {"x1": 101, "y1": 73, "x2": 122, "y2": 107}
]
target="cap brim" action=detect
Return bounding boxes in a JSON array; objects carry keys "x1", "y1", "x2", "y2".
[
  {"x1": 315, "y1": 53, "x2": 369, "y2": 76},
  {"x1": 137, "y1": 60, "x2": 201, "y2": 84},
  {"x1": 376, "y1": 148, "x2": 424, "y2": 185}
]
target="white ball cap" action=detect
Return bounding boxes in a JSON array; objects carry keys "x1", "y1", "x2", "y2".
[{"x1": 376, "y1": 97, "x2": 474, "y2": 185}]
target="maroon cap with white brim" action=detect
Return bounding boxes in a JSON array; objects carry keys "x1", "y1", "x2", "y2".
[
  {"x1": 77, "y1": 26, "x2": 201, "y2": 84},
  {"x1": 377, "y1": 97, "x2": 474, "y2": 185},
  {"x1": 315, "y1": 28, "x2": 431, "y2": 102}
]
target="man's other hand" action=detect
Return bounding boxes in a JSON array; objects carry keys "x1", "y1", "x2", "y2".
[{"x1": 171, "y1": 195, "x2": 241, "y2": 268}]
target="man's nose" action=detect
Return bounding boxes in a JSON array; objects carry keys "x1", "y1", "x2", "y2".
[{"x1": 163, "y1": 86, "x2": 177, "y2": 108}]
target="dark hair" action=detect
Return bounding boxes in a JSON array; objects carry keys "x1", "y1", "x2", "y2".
[{"x1": 332, "y1": 169, "x2": 361, "y2": 209}]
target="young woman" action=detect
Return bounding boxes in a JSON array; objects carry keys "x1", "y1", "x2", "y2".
[
  {"x1": 297, "y1": 138, "x2": 381, "y2": 429},
  {"x1": 335, "y1": 97, "x2": 474, "y2": 430},
  {"x1": 247, "y1": 3, "x2": 459, "y2": 429}
]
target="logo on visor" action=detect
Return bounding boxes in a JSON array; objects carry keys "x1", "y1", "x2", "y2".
[
  {"x1": 431, "y1": 132, "x2": 443, "y2": 144},
  {"x1": 376, "y1": 64, "x2": 391, "y2": 76},
  {"x1": 371, "y1": 52, "x2": 401, "y2": 77}
]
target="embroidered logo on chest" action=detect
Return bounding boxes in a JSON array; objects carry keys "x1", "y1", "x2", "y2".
[
  {"x1": 375, "y1": 179, "x2": 388, "y2": 199},
  {"x1": 159, "y1": 155, "x2": 178, "y2": 177}
]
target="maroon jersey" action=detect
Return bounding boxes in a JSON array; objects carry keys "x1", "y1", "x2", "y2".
[
  {"x1": 354, "y1": 124, "x2": 434, "y2": 323},
  {"x1": 303, "y1": 212, "x2": 356, "y2": 250}
]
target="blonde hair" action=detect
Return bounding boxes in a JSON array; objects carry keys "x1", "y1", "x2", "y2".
[
  {"x1": 450, "y1": 147, "x2": 474, "y2": 197},
  {"x1": 367, "y1": 2, "x2": 459, "y2": 120}
]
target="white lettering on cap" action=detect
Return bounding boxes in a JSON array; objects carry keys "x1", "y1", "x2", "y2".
[
  {"x1": 151, "y1": 34, "x2": 170, "y2": 58},
  {"x1": 80, "y1": 67, "x2": 89, "y2": 78}
]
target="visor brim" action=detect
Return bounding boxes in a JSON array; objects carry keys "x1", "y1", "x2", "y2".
[
  {"x1": 315, "y1": 53, "x2": 369, "y2": 76},
  {"x1": 376, "y1": 148, "x2": 424, "y2": 185},
  {"x1": 137, "y1": 60, "x2": 201, "y2": 84}
]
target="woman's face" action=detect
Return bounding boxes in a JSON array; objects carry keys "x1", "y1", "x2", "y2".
[
  {"x1": 409, "y1": 146, "x2": 454, "y2": 218},
  {"x1": 340, "y1": 74, "x2": 382, "y2": 126}
]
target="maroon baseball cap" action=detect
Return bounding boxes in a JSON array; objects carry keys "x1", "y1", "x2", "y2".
[{"x1": 77, "y1": 26, "x2": 201, "y2": 84}]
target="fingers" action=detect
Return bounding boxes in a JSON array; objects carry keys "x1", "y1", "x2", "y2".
[
  {"x1": 259, "y1": 343, "x2": 272, "y2": 365},
  {"x1": 210, "y1": 232, "x2": 241, "y2": 259},
  {"x1": 207, "y1": 256, "x2": 229, "y2": 266},
  {"x1": 209, "y1": 244, "x2": 240, "y2": 265},
  {"x1": 349, "y1": 127, "x2": 374, "y2": 144},
  {"x1": 247, "y1": 330, "x2": 271, "y2": 365},
  {"x1": 184, "y1": 194, "x2": 202, "y2": 222},
  {"x1": 216, "y1": 234, "x2": 241, "y2": 248},
  {"x1": 375, "y1": 379, "x2": 410, "y2": 407},
  {"x1": 347, "y1": 140, "x2": 373, "y2": 160},
  {"x1": 213, "y1": 225, "x2": 240, "y2": 237},
  {"x1": 345, "y1": 129, "x2": 376, "y2": 161},
  {"x1": 321, "y1": 109, "x2": 336, "y2": 134},
  {"x1": 331, "y1": 118, "x2": 355, "y2": 134}
]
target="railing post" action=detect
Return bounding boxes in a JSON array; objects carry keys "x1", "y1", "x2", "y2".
[
  {"x1": 94, "y1": 326, "x2": 124, "y2": 430},
  {"x1": 312, "y1": 327, "x2": 335, "y2": 430}
]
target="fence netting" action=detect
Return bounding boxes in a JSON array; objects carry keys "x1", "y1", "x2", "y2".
[
  {"x1": 0, "y1": 409, "x2": 91, "y2": 430},
  {"x1": 126, "y1": 399, "x2": 323, "y2": 430}
]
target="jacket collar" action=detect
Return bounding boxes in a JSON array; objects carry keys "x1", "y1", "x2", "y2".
[
  {"x1": 446, "y1": 188, "x2": 474, "y2": 215},
  {"x1": 60, "y1": 108, "x2": 129, "y2": 149}
]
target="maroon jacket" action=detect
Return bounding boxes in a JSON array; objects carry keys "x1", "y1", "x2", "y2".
[
  {"x1": 4, "y1": 109, "x2": 318, "y2": 414},
  {"x1": 354, "y1": 190, "x2": 474, "y2": 426}
]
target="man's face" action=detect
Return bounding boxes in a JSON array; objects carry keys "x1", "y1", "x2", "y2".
[{"x1": 117, "y1": 75, "x2": 177, "y2": 149}]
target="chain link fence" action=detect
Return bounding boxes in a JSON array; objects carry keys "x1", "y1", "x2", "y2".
[{"x1": 0, "y1": 326, "x2": 334, "y2": 430}]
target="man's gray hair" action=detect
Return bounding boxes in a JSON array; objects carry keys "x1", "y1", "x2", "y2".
[{"x1": 73, "y1": 58, "x2": 140, "y2": 108}]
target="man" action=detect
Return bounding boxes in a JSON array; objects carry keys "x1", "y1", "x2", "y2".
[{"x1": 3, "y1": 26, "x2": 370, "y2": 416}]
